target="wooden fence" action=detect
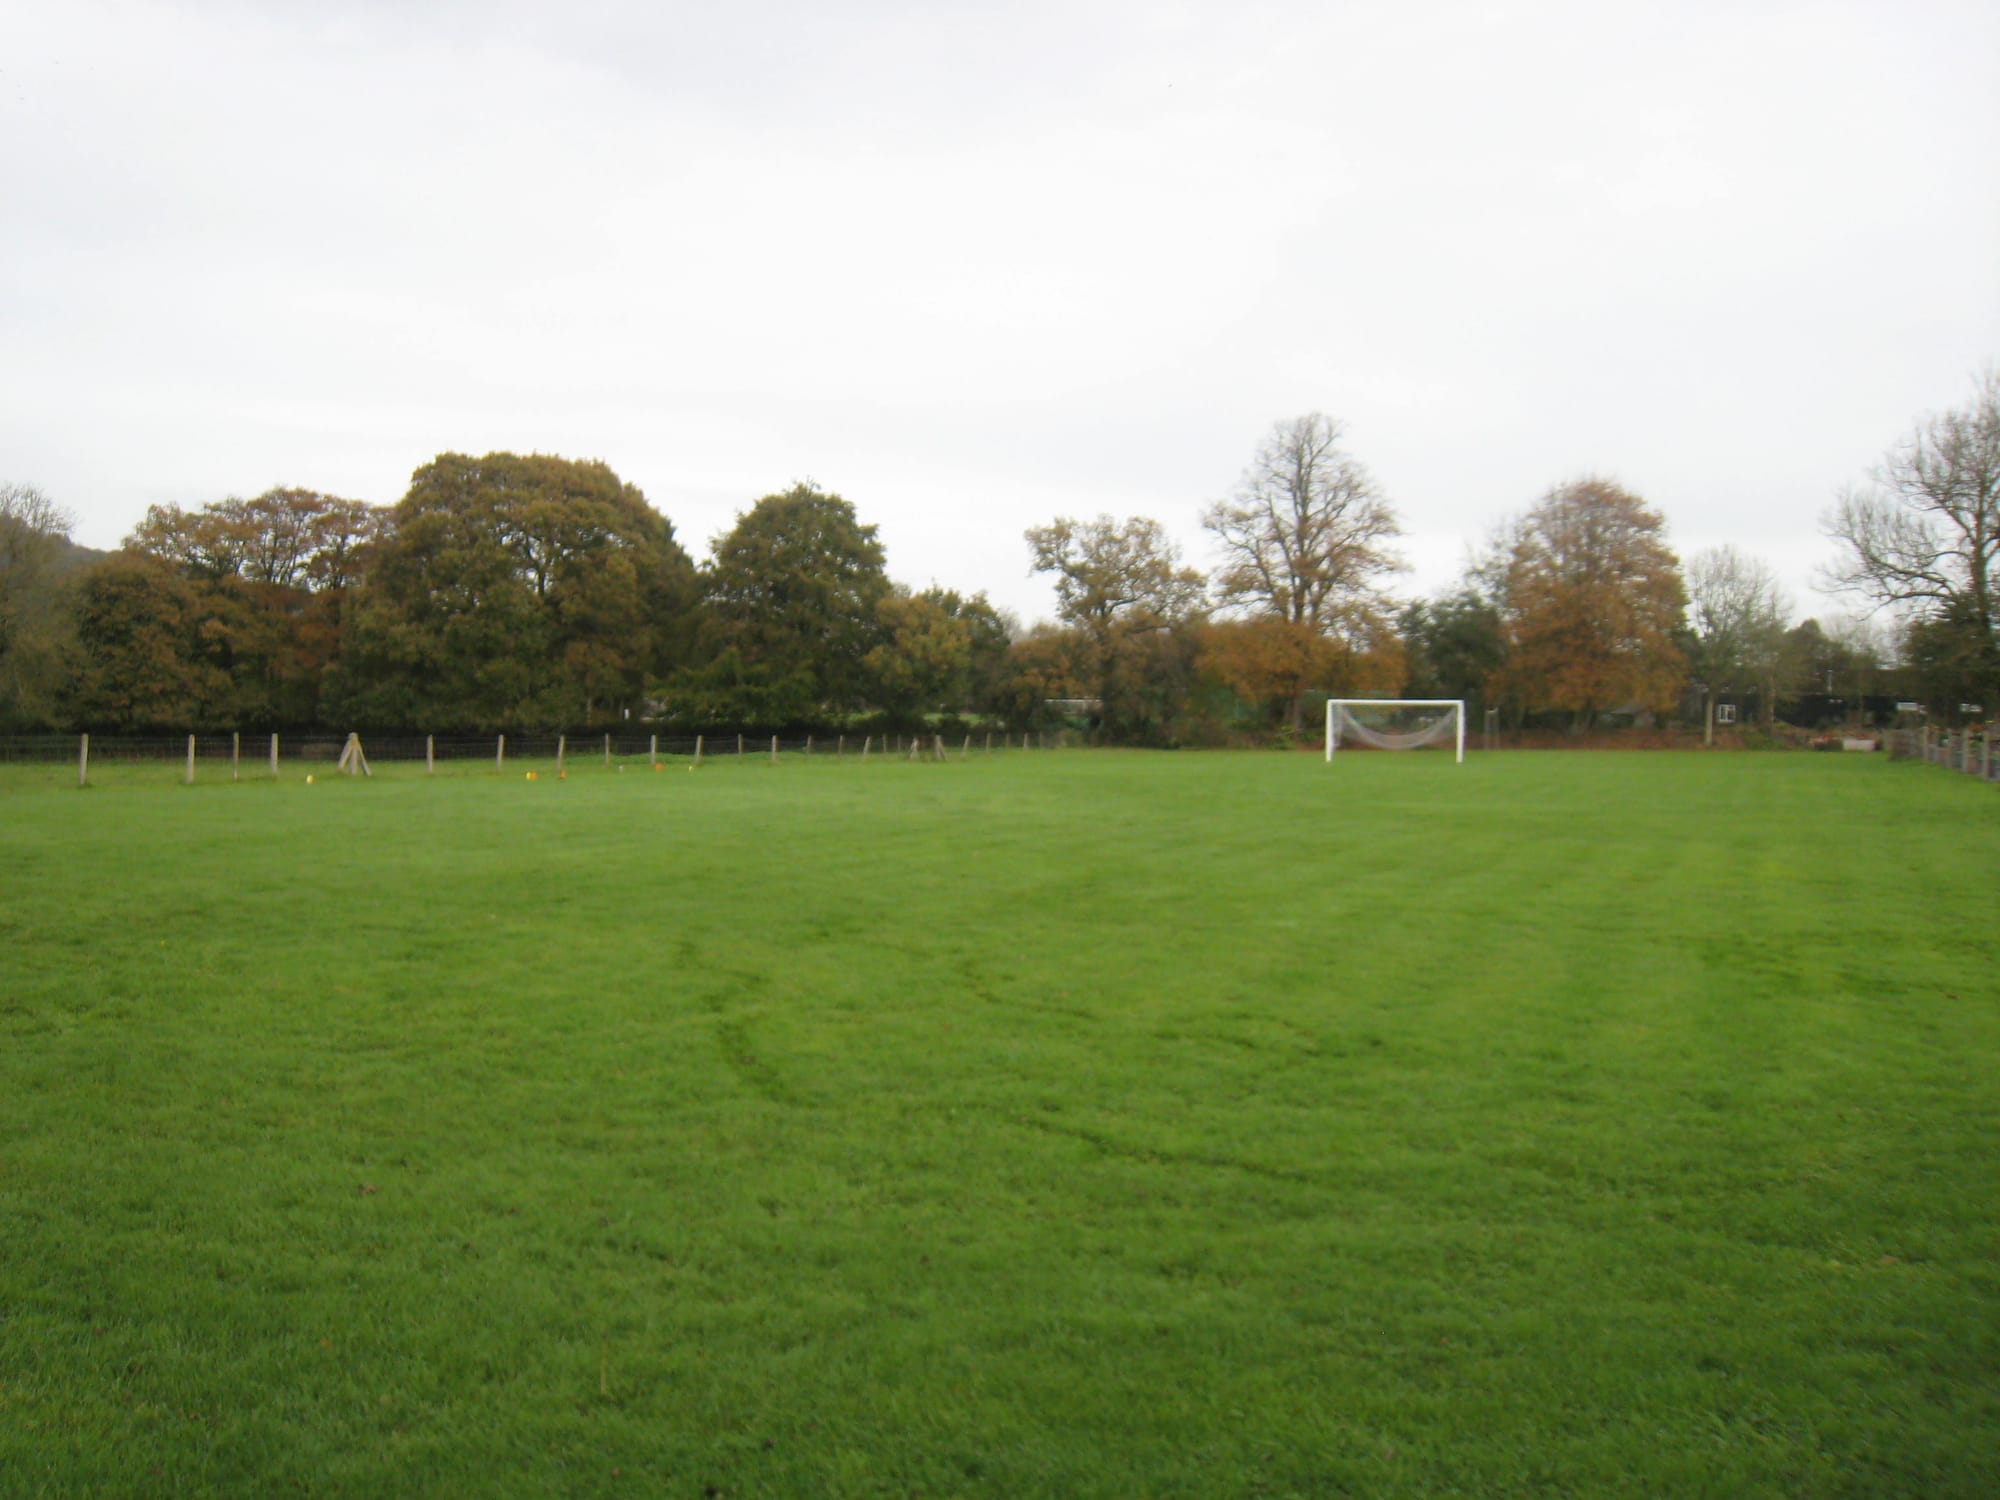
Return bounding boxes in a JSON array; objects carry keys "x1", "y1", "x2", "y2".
[
  {"x1": 1887, "y1": 726, "x2": 1998, "y2": 785},
  {"x1": 0, "y1": 730, "x2": 1068, "y2": 787}
]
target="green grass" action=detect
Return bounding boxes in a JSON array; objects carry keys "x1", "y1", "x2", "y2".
[{"x1": 3, "y1": 750, "x2": 1996, "y2": 1497}]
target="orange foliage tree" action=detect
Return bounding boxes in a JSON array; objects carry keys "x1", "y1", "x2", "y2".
[
  {"x1": 1198, "y1": 616, "x2": 1404, "y2": 730},
  {"x1": 1201, "y1": 414, "x2": 1403, "y2": 728},
  {"x1": 1496, "y1": 477, "x2": 1687, "y2": 726}
]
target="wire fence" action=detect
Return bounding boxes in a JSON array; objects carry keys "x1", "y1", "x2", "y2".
[
  {"x1": 1887, "y1": 727, "x2": 1999, "y2": 785},
  {"x1": 0, "y1": 729, "x2": 1070, "y2": 786}
]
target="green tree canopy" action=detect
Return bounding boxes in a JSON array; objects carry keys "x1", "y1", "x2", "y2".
[
  {"x1": 0, "y1": 481, "x2": 82, "y2": 728},
  {"x1": 69, "y1": 553, "x2": 221, "y2": 729},
  {"x1": 1399, "y1": 587, "x2": 1506, "y2": 710},
  {"x1": 687, "y1": 483, "x2": 890, "y2": 722},
  {"x1": 1025, "y1": 514, "x2": 1205, "y2": 741},
  {"x1": 334, "y1": 454, "x2": 696, "y2": 730},
  {"x1": 863, "y1": 586, "x2": 1014, "y2": 722}
]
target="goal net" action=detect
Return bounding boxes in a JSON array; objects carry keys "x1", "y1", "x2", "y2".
[{"x1": 1324, "y1": 699, "x2": 1465, "y2": 763}]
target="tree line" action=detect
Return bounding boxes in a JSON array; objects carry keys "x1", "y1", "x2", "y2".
[{"x1": 2, "y1": 371, "x2": 1994, "y2": 740}]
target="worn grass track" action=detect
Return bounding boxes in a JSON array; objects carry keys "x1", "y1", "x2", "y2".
[{"x1": 2, "y1": 750, "x2": 1996, "y2": 1497}]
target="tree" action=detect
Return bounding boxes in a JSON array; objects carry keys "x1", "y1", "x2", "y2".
[
  {"x1": 863, "y1": 586, "x2": 1012, "y2": 722},
  {"x1": 0, "y1": 482, "x2": 80, "y2": 727},
  {"x1": 687, "y1": 482, "x2": 890, "y2": 722},
  {"x1": 69, "y1": 553, "x2": 221, "y2": 729},
  {"x1": 1200, "y1": 615, "x2": 1405, "y2": 731},
  {"x1": 1822, "y1": 370, "x2": 2000, "y2": 712},
  {"x1": 1399, "y1": 587, "x2": 1506, "y2": 712},
  {"x1": 1024, "y1": 514, "x2": 1205, "y2": 740},
  {"x1": 934, "y1": 589, "x2": 1017, "y2": 716},
  {"x1": 1823, "y1": 371, "x2": 2000, "y2": 617},
  {"x1": 1685, "y1": 545, "x2": 1791, "y2": 739},
  {"x1": 336, "y1": 454, "x2": 696, "y2": 729},
  {"x1": 129, "y1": 489, "x2": 382, "y2": 590},
  {"x1": 989, "y1": 624, "x2": 1089, "y2": 729},
  {"x1": 1202, "y1": 414, "x2": 1403, "y2": 728},
  {"x1": 1822, "y1": 613, "x2": 1895, "y2": 715},
  {"x1": 126, "y1": 488, "x2": 388, "y2": 725},
  {"x1": 864, "y1": 588, "x2": 973, "y2": 721},
  {"x1": 1903, "y1": 599, "x2": 2000, "y2": 722},
  {"x1": 1497, "y1": 477, "x2": 1687, "y2": 726}
]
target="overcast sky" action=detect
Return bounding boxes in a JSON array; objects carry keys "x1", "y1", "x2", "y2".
[{"x1": 4, "y1": 0, "x2": 1996, "y2": 626}]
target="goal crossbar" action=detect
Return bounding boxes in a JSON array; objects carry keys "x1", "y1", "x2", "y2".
[{"x1": 1324, "y1": 699, "x2": 1465, "y2": 763}]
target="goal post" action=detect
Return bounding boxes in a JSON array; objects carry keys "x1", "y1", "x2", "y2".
[{"x1": 1325, "y1": 699, "x2": 1466, "y2": 763}]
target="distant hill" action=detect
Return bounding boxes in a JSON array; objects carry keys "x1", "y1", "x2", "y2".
[{"x1": 52, "y1": 536, "x2": 112, "y2": 576}]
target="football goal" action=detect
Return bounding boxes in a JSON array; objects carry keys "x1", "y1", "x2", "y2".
[{"x1": 1324, "y1": 699, "x2": 1465, "y2": 763}]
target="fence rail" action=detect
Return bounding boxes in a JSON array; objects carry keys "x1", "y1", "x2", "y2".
[
  {"x1": 1, "y1": 729, "x2": 1067, "y2": 785},
  {"x1": 1887, "y1": 726, "x2": 1998, "y2": 784}
]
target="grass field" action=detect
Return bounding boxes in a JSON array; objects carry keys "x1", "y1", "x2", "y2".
[{"x1": 3, "y1": 749, "x2": 1997, "y2": 1497}]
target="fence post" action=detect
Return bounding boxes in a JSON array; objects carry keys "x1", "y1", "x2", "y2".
[
  {"x1": 78, "y1": 733, "x2": 89, "y2": 788},
  {"x1": 838, "y1": 735, "x2": 845, "y2": 757},
  {"x1": 271, "y1": 733, "x2": 279, "y2": 778},
  {"x1": 806, "y1": 735, "x2": 813, "y2": 756},
  {"x1": 497, "y1": 734, "x2": 506, "y2": 771},
  {"x1": 231, "y1": 731, "x2": 240, "y2": 782},
  {"x1": 557, "y1": 735, "x2": 567, "y2": 776},
  {"x1": 650, "y1": 733, "x2": 658, "y2": 767},
  {"x1": 737, "y1": 733, "x2": 744, "y2": 756},
  {"x1": 604, "y1": 732, "x2": 611, "y2": 769},
  {"x1": 695, "y1": 734, "x2": 704, "y2": 766},
  {"x1": 770, "y1": 734, "x2": 779, "y2": 765},
  {"x1": 426, "y1": 734, "x2": 435, "y2": 776},
  {"x1": 986, "y1": 732, "x2": 992, "y2": 753},
  {"x1": 861, "y1": 736, "x2": 871, "y2": 762}
]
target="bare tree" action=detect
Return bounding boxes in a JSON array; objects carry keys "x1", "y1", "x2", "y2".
[
  {"x1": 1822, "y1": 369, "x2": 2000, "y2": 625},
  {"x1": 1686, "y1": 545, "x2": 1791, "y2": 739},
  {"x1": 1201, "y1": 413, "x2": 1402, "y2": 727}
]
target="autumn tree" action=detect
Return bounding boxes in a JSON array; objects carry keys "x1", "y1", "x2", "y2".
[
  {"x1": 1684, "y1": 545, "x2": 1791, "y2": 738},
  {"x1": 989, "y1": 624, "x2": 1089, "y2": 729},
  {"x1": 126, "y1": 488, "x2": 387, "y2": 725},
  {"x1": 1822, "y1": 370, "x2": 2000, "y2": 712},
  {"x1": 1200, "y1": 615, "x2": 1404, "y2": 731},
  {"x1": 129, "y1": 489, "x2": 381, "y2": 590},
  {"x1": 335, "y1": 454, "x2": 696, "y2": 729},
  {"x1": 1497, "y1": 478, "x2": 1687, "y2": 727},
  {"x1": 936, "y1": 589, "x2": 1017, "y2": 715},
  {"x1": 1025, "y1": 514, "x2": 1205, "y2": 740},
  {"x1": 1202, "y1": 414, "x2": 1403, "y2": 727}
]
